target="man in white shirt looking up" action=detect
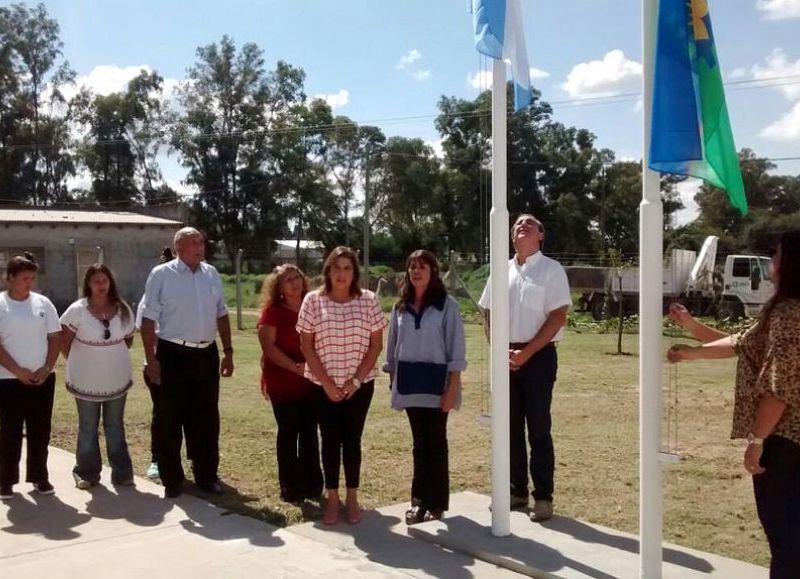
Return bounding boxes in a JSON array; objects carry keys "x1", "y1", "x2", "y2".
[
  {"x1": 479, "y1": 214, "x2": 571, "y2": 522},
  {"x1": 140, "y1": 227, "x2": 234, "y2": 499}
]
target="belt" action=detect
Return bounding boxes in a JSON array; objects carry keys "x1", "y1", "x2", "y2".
[
  {"x1": 164, "y1": 338, "x2": 213, "y2": 349},
  {"x1": 509, "y1": 341, "x2": 557, "y2": 350}
]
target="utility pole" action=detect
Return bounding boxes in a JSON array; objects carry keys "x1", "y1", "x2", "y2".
[{"x1": 362, "y1": 144, "x2": 371, "y2": 289}]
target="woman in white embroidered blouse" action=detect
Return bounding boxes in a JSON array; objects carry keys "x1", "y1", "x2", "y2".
[{"x1": 60, "y1": 264, "x2": 135, "y2": 489}]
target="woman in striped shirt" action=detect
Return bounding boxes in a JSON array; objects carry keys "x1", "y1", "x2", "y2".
[{"x1": 297, "y1": 246, "x2": 386, "y2": 525}]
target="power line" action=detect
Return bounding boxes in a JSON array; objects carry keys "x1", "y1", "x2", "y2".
[{"x1": 4, "y1": 73, "x2": 800, "y2": 152}]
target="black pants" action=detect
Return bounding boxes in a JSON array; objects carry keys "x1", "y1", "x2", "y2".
[
  {"x1": 0, "y1": 374, "x2": 55, "y2": 487},
  {"x1": 509, "y1": 344, "x2": 557, "y2": 502},
  {"x1": 144, "y1": 367, "x2": 195, "y2": 465},
  {"x1": 316, "y1": 381, "x2": 374, "y2": 490},
  {"x1": 143, "y1": 368, "x2": 162, "y2": 465},
  {"x1": 271, "y1": 392, "x2": 323, "y2": 501},
  {"x1": 157, "y1": 340, "x2": 220, "y2": 489},
  {"x1": 753, "y1": 435, "x2": 800, "y2": 579},
  {"x1": 406, "y1": 407, "x2": 449, "y2": 512}
]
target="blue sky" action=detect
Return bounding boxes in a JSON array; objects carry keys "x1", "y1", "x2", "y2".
[{"x1": 38, "y1": 0, "x2": 800, "y2": 223}]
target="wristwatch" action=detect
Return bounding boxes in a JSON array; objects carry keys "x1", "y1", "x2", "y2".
[
  {"x1": 747, "y1": 432, "x2": 764, "y2": 446},
  {"x1": 352, "y1": 377, "x2": 362, "y2": 389}
]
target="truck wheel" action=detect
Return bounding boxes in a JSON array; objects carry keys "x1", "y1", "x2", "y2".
[
  {"x1": 590, "y1": 297, "x2": 607, "y2": 321},
  {"x1": 717, "y1": 300, "x2": 744, "y2": 321}
]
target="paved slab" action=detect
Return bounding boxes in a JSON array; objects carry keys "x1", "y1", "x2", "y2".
[
  {"x1": 0, "y1": 447, "x2": 452, "y2": 578},
  {"x1": 1, "y1": 447, "x2": 769, "y2": 578},
  {"x1": 288, "y1": 499, "x2": 518, "y2": 579},
  {"x1": 407, "y1": 492, "x2": 769, "y2": 579}
]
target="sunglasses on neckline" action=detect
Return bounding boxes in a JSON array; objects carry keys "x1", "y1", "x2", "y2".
[{"x1": 101, "y1": 318, "x2": 110, "y2": 340}]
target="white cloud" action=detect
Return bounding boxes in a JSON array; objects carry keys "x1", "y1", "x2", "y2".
[
  {"x1": 530, "y1": 67, "x2": 550, "y2": 80},
  {"x1": 412, "y1": 69, "x2": 432, "y2": 82},
  {"x1": 396, "y1": 49, "x2": 422, "y2": 70},
  {"x1": 397, "y1": 49, "x2": 431, "y2": 82},
  {"x1": 674, "y1": 178, "x2": 702, "y2": 226},
  {"x1": 66, "y1": 169, "x2": 92, "y2": 192},
  {"x1": 467, "y1": 67, "x2": 549, "y2": 90},
  {"x1": 425, "y1": 138, "x2": 444, "y2": 159},
  {"x1": 314, "y1": 89, "x2": 350, "y2": 110},
  {"x1": 561, "y1": 50, "x2": 642, "y2": 99},
  {"x1": 164, "y1": 176, "x2": 196, "y2": 197},
  {"x1": 54, "y1": 64, "x2": 182, "y2": 104},
  {"x1": 756, "y1": 0, "x2": 800, "y2": 20},
  {"x1": 728, "y1": 67, "x2": 748, "y2": 80},
  {"x1": 761, "y1": 101, "x2": 800, "y2": 140},
  {"x1": 752, "y1": 49, "x2": 800, "y2": 100},
  {"x1": 467, "y1": 70, "x2": 492, "y2": 90}
]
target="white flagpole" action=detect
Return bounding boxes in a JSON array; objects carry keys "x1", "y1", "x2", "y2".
[
  {"x1": 640, "y1": 0, "x2": 663, "y2": 576},
  {"x1": 490, "y1": 57, "x2": 511, "y2": 537}
]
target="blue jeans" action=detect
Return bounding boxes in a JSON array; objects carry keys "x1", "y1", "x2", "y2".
[{"x1": 74, "y1": 395, "x2": 133, "y2": 484}]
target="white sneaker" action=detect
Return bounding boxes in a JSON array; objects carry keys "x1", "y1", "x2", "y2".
[{"x1": 146, "y1": 462, "x2": 160, "y2": 479}]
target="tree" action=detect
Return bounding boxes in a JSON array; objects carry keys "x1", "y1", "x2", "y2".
[
  {"x1": 375, "y1": 137, "x2": 443, "y2": 257},
  {"x1": 596, "y1": 160, "x2": 684, "y2": 257},
  {"x1": 71, "y1": 70, "x2": 169, "y2": 204},
  {"x1": 436, "y1": 85, "x2": 613, "y2": 257},
  {"x1": 0, "y1": 2, "x2": 75, "y2": 204},
  {"x1": 172, "y1": 36, "x2": 305, "y2": 261},
  {"x1": 321, "y1": 118, "x2": 386, "y2": 245}
]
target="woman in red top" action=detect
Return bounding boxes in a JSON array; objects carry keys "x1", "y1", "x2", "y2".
[{"x1": 258, "y1": 264, "x2": 322, "y2": 504}]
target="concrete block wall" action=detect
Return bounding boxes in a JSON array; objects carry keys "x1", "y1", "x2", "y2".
[{"x1": 0, "y1": 223, "x2": 178, "y2": 312}]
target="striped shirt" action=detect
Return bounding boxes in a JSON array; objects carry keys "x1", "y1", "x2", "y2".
[{"x1": 296, "y1": 289, "x2": 387, "y2": 386}]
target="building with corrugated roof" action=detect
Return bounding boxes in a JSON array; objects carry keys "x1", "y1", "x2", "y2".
[{"x1": 0, "y1": 208, "x2": 183, "y2": 310}]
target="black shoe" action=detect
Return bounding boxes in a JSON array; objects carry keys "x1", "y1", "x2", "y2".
[
  {"x1": 510, "y1": 494, "x2": 530, "y2": 509},
  {"x1": 164, "y1": 485, "x2": 182, "y2": 499},
  {"x1": 33, "y1": 481, "x2": 55, "y2": 495},
  {"x1": 198, "y1": 480, "x2": 223, "y2": 494}
]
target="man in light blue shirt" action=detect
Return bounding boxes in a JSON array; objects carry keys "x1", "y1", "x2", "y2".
[{"x1": 141, "y1": 227, "x2": 234, "y2": 498}]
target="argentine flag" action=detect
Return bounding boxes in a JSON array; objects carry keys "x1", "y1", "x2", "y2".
[{"x1": 472, "y1": 0, "x2": 532, "y2": 112}]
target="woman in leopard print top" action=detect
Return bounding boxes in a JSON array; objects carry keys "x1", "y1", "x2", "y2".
[{"x1": 668, "y1": 230, "x2": 800, "y2": 578}]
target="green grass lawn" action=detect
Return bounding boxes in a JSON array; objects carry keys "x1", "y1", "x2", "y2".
[{"x1": 46, "y1": 316, "x2": 769, "y2": 567}]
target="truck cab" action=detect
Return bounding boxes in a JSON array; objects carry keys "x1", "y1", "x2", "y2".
[{"x1": 720, "y1": 254, "x2": 773, "y2": 319}]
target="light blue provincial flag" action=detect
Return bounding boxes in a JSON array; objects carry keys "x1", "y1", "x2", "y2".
[{"x1": 472, "y1": 0, "x2": 532, "y2": 111}]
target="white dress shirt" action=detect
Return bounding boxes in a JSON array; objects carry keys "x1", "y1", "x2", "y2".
[
  {"x1": 478, "y1": 251, "x2": 572, "y2": 343},
  {"x1": 141, "y1": 258, "x2": 228, "y2": 343}
]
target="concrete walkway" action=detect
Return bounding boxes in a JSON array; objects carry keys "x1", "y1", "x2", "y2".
[
  {"x1": 407, "y1": 492, "x2": 768, "y2": 579},
  {"x1": 1, "y1": 447, "x2": 768, "y2": 578},
  {"x1": 0, "y1": 447, "x2": 511, "y2": 578}
]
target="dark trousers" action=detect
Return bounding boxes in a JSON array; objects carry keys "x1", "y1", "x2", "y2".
[
  {"x1": 157, "y1": 339, "x2": 220, "y2": 489},
  {"x1": 316, "y1": 381, "x2": 374, "y2": 490},
  {"x1": 509, "y1": 344, "x2": 557, "y2": 502},
  {"x1": 271, "y1": 393, "x2": 323, "y2": 501},
  {"x1": 144, "y1": 367, "x2": 195, "y2": 465},
  {"x1": 143, "y1": 368, "x2": 162, "y2": 464},
  {"x1": 0, "y1": 374, "x2": 55, "y2": 486},
  {"x1": 753, "y1": 435, "x2": 800, "y2": 579},
  {"x1": 406, "y1": 407, "x2": 449, "y2": 512}
]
